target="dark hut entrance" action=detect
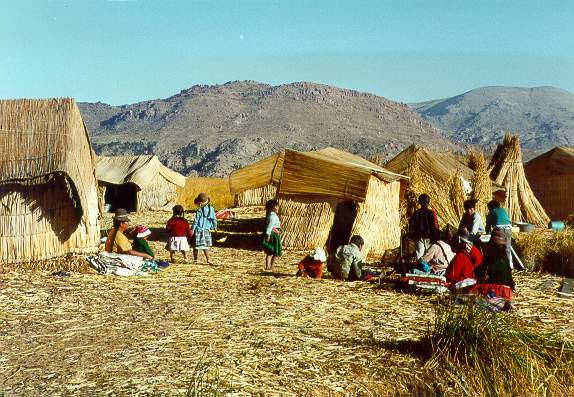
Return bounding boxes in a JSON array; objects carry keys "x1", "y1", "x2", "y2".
[
  {"x1": 104, "y1": 183, "x2": 138, "y2": 213},
  {"x1": 328, "y1": 201, "x2": 358, "y2": 254}
]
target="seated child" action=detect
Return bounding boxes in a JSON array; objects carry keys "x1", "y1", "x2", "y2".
[
  {"x1": 297, "y1": 247, "x2": 327, "y2": 279},
  {"x1": 445, "y1": 230, "x2": 482, "y2": 286},
  {"x1": 133, "y1": 225, "x2": 155, "y2": 258},
  {"x1": 333, "y1": 235, "x2": 364, "y2": 281}
]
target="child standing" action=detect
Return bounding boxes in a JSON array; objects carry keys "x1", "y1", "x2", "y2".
[
  {"x1": 133, "y1": 225, "x2": 155, "y2": 258},
  {"x1": 262, "y1": 199, "x2": 282, "y2": 271},
  {"x1": 166, "y1": 205, "x2": 193, "y2": 263},
  {"x1": 193, "y1": 193, "x2": 217, "y2": 264}
]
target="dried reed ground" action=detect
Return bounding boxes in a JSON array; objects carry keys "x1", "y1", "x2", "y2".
[{"x1": 0, "y1": 210, "x2": 573, "y2": 395}]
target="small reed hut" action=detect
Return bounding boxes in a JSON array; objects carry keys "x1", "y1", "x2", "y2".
[
  {"x1": 488, "y1": 134, "x2": 549, "y2": 226},
  {"x1": 229, "y1": 148, "x2": 408, "y2": 257},
  {"x1": 0, "y1": 98, "x2": 100, "y2": 264},
  {"x1": 177, "y1": 177, "x2": 235, "y2": 210},
  {"x1": 96, "y1": 155, "x2": 186, "y2": 212},
  {"x1": 524, "y1": 146, "x2": 574, "y2": 221},
  {"x1": 385, "y1": 145, "x2": 474, "y2": 228}
]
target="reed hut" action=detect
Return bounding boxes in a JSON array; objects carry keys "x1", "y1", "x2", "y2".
[
  {"x1": 177, "y1": 177, "x2": 235, "y2": 210},
  {"x1": 229, "y1": 148, "x2": 407, "y2": 256},
  {"x1": 524, "y1": 146, "x2": 574, "y2": 221},
  {"x1": 488, "y1": 134, "x2": 549, "y2": 226},
  {"x1": 0, "y1": 98, "x2": 100, "y2": 264},
  {"x1": 96, "y1": 155, "x2": 186, "y2": 212},
  {"x1": 234, "y1": 185, "x2": 278, "y2": 207},
  {"x1": 385, "y1": 145, "x2": 474, "y2": 228}
]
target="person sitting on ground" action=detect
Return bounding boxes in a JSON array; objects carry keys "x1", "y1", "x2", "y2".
[
  {"x1": 417, "y1": 231, "x2": 455, "y2": 275},
  {"x1": 105, "y1": 209, "x2": 152, "y2": 259},
  {"x1": 133, "y1": 225, "x2": 155, "y2": 258},
  {"x1": 262, "y1": 199, "x2": 282, "y2": 271},
  {"x1": 296, "y1": 247, "x2": 327, "y2": 279},
  {"x1": 409, "y1": 194, "x2": 440, "y2": 260},
  {"x1": 333, "y1": 235, "x2": 365, "y2": 281},
  {"x1": 166, "y1": 205, "x2": 193, "y2": 263},
  {"x1": 485, "y1": 199, "x2": 513, "y2": 268},
  {"x1": 445, "y1": 230, "x2": 483, "y2": 285},
  {"x1": 458, "y1": 199, "x2": 485, "y2": 243}
]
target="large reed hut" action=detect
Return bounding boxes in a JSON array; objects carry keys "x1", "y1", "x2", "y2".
[
  {"x1": 0, "y1": 98, "x2": 100, "y2": 264},
  {"x1": 229, "y1": 148, "x2": 407, "y2": 257},
  {"x1": 385, "y1": 145, "x2": 475, "y2": 228},
  {"x1": 488, "y1": 134, "x2": 549, "y2": 226},
  {"x1": 524, "y1": 146, "x2": 574, "y2": 221},
  {"x1": 96, "y1": 155, "x2": 186, "y2": 212}
]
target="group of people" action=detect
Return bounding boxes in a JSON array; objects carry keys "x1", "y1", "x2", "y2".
[
  {"x1": 263, "y1": 199, "x2": 373, "y2": 281},
  {"x1": 409, "y1": 191, "x2": 515, "y2": 298},
  {"x1": 105, "y1": 193, "x2": 218, "y2": 265}
]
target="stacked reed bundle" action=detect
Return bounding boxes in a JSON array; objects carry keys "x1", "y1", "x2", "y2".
[
  {"x1": 0, "y1": 99, "x2": 100, "y2": 265},
  {"x1": 234, "y1": 185, "x2": 277, "y2": 207},
  {"x1": 177, "y1": 177, "x2": 235, "y2": 210},
  {"x1": 488, "y1": 134, "x2": 550, "y2": 226},
  {"x1": 401, "y1": 156, "x2": 465, "y2": 229},
  {"x1": 467, "y1": 149, "x2": 492, "y2": 220}
]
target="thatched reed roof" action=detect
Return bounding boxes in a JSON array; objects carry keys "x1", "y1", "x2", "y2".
[
  {"x1": 524, "y1": 147, "x2": 574, "y2": 220},
  {"x1": 488, "y1": 134, "x2": 549, "y2": 226},
  {"x1": 229, "y1": 148, "x2": 407, "y2": 202},
  {"x1": 96, "y1": 155, "x2": 185, "y2": 189},
  {"x1": 525, "y1": 147, "x2": 574, "y2": 179},
  {"x1": 0, "y1": 98, "x2": 97, "y2": 219},
  {"x1": 385, "y1": 144, "x2": 473, "y2": 182}
]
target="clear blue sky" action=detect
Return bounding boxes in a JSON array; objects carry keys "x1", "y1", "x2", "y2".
[{"x1": 1, "y1": 0, "x2": 573, "y2": 105}]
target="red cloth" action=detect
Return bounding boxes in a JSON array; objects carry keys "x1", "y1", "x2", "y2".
[
  {"x1": 445, "y1": 246, "x2": 483, "y2": 284},
  {"x1": 166, "y1": 217, "x2": 193, "y2": 239},
  {"x1": 470, "y1": 283, "x2": 513, "y2": 300},
  {"x1": 216, "y1": 209, "x2": 234, "y2": 219},
  {"x1": 298, "y1": 257, "x2": 324, "y2": 279}
]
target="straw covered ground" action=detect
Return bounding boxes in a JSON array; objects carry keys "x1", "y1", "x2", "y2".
[{"x1": 0, "y1": 210, "x2": 573, "y2": 395}]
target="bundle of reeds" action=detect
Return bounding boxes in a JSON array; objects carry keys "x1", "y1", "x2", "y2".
[
  {"x1": 467, "y1": 149, "x2": 492, "y2": 220},
  {"x1": 424, "y1": 302, "x2": 574, "y2": 395},
  {"x1": 402, "y1": 156, "x2": 464, "y2": 228},
  {"x1": 514, "y1": 228, "x2": 574, "y2": 276},
  {"x1": 488, "y1": 134, "x2": 550, "y2": 226}
]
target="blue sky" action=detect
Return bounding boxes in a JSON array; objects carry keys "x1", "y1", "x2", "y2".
[{"x1": 1, "y1": 0, "x2": 573, "y2": 105}]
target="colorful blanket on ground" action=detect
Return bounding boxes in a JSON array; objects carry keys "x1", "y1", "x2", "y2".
[
  {"x1": 87, "y1": 252, "x2": 161, "y2": 276},
  {"x1": 400, "y1": 273, "x2": 449, "y2": 294}
]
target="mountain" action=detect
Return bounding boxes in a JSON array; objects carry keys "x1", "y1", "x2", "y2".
[
  {"x1": 79, "y1": 81, "x2": 454, "y2": 177},
  {"x1": 410, "y1": 86, "x2": 574, "y2": 156}
]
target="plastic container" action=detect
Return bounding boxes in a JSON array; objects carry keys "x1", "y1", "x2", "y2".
[
  {"x1": 516, "y1": 222, "x2": 535, "y2": 233},
  {"x1": 548, "y1": 221, "x2": 565, "y2": 232}
]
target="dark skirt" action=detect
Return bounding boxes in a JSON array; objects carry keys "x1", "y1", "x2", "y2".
[{"x1": 262, "y1": 231, "x2": 282, "y2": 257}]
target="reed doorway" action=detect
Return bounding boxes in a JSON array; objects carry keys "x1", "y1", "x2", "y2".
[{"x1": 328, "y1": 201, "x2": 358, "y2": 254}]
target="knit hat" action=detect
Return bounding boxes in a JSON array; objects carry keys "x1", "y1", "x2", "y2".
[
  {"x1": 135, "y1": 225, "x2": 151, "y2": 238},
  {"x1": 113, "y1": 208, "x2": 130, "y2": 222},
  {"x1": 491, "y1": 229, "x2": 507, "y2": 245},
  {"x1": 310, "y1": 247, "x2": 327, "y2": 262},
  {"x1": 194, "y1": 192, "x2": 209, "y2": 205}
]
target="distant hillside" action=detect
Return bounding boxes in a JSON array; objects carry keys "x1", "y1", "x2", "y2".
[
  {"x1": 79, "y1": 81, "x2": 454, "y2": 177},
  {"x1": 411, "y1": 86, "x2": 574, "y2": 156}
]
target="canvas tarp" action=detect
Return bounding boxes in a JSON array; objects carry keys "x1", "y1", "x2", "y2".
[{"x1": 96, "y1": 155, "x2": 185, "y2": 189}]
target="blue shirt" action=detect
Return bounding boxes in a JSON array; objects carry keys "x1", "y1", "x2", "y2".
[
  {"x1": 486, "y1": 207, "x2": 511, "y2": 233},
  {"x1": 193, "y1": 204, "x2": 217, "y2": 232}
]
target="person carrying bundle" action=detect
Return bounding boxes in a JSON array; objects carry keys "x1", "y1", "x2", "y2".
[{"x1": 409, "y1": 193, "x2": 440, "y2": 260}]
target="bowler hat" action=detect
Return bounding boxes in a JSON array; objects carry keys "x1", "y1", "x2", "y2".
[{"x1": 113, "y1": 208, "x2": 130, "y2": 222}]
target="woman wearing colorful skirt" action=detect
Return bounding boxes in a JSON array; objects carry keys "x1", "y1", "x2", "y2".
[{"x1": 262, "y1": 199, "x2": 282, "y2": 270}]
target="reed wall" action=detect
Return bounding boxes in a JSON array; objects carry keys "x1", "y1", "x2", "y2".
[
  {"x1": 277, "y1": 195, "x2": 337, "y2": 250},
  {"x1": 0, "y1": 175, "x2": 99, "y2": 263},
  {"x1": 351, "y1": 177, "x2": 401, "y2": 256},
  {"x1": 138, "y1": 174, "x2": 178, "y2": 211},
  {"x1": 528, "y1": 177, "x2": 573, "y2": 221},
  {"x1": 177, "y1": 177, "x2": 234, "y2": 211},
  {"x1": 235, "y1": 185, "x2": 277, "y2": 207}
]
